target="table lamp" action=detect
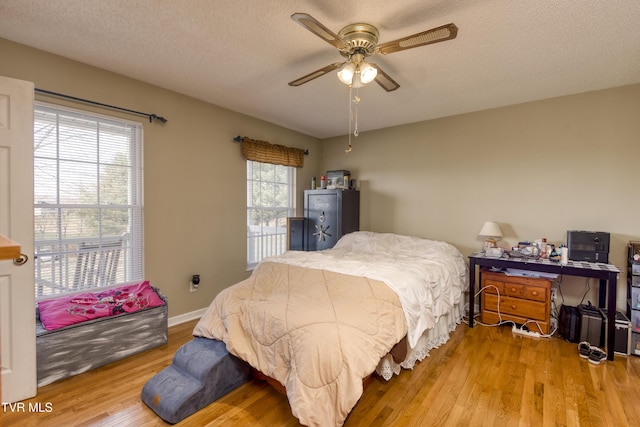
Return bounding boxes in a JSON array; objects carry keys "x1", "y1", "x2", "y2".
[{"x1": 478, "y1": 221, "x2": 503, "y2": 251}]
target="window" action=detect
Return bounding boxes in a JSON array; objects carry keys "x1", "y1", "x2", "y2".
[
  {"x1": 246, "y1": 160, "x2": 295, "y2": 269},
  {"x1": 33, "y1": 103, "x2": 144, "y2": 299}
]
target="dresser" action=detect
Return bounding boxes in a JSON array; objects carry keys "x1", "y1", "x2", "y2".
[
  {"x1": 303, "y1": 189, "x2": 359, "y2": 251},
  {"x1": 480, "y1": 269, "x2": 551, "y2": 334}
]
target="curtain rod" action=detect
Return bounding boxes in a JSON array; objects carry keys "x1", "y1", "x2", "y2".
[
  {"x1": 233, "y1": 136, "x2": 308, "y2": 155},
  {"x1": 35, "y1": 88, "x2": 168, "y2": 124}
]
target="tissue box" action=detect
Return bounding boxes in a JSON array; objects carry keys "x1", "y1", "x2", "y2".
[{"x1": 485, "y1": 248, "x2": 503, "y2": 258}]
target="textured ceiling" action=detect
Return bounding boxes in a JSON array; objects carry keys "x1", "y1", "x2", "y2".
[{"x1": 1, "y1": 0, "x2": 639, "y2": 139}]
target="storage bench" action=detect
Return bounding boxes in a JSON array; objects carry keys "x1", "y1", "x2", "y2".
[{"x1": 36, "y1": 287, "x2": 168, "y2": 387}]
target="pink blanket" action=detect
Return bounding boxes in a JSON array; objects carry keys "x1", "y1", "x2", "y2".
[{"x1": 38, "y1": 281, "x2": 165, "y2": 331}]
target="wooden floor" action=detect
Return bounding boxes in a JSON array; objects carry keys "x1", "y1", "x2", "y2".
[{"x1": 3, "y1": 319, "x2": 640, "y2": 426}]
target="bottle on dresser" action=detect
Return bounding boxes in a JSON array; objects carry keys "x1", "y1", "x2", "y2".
[{"x1": 540, "y1": 238, "x2": 548, "y2": 258}]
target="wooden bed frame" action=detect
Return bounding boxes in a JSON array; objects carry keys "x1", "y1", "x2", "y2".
[{"x1": 250, "y1": 335, "x2": 407, "y2": 395}]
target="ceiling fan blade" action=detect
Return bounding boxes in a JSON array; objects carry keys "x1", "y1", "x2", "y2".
[
  {"x1": 288, "y1": 62, "x2": 344, "y2": 87},
  {"x1": 376, "y1": 23, "x2": 458, "y2": 55},
  {"x1": 370, "y1": 64, "x2": 400, "y2": 92},
  {"x1": 291, "y1": 13, "x2": 349, "y2": 51}
]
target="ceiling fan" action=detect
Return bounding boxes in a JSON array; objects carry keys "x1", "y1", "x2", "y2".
[{"x1": 288, "y1": 13, "x2": 458, "y2": 92}]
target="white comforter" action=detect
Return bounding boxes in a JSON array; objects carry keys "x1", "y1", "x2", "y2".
[{"x1": 266, "y1": 231, "x2": 469, "y2": 348}]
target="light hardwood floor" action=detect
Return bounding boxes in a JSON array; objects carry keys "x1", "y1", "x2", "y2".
[{"x1": 3, "y1": 319, "x2": 640, "y2": 426}]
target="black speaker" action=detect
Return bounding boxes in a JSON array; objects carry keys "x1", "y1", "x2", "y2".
[
  {"x1": 287, "y1": 217, "x2": 306, "y2": 251},
  {"x1": 559, "y1": 304, "x2": 581, "y2": 343},
  {"x1": 577, "y1": 303, "x2": 605, "y2": 346},
  {"x1": 567, "y1": 230, "x2": 610, "y2": 263}
]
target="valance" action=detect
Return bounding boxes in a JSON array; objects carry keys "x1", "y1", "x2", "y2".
[{"x1": 239, "y1": 137, "x2": 305, "y2": 168}]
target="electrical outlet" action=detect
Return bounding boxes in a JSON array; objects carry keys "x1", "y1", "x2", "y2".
[
  {"x1": 190, "y1": 274, "x2": 200, "y2": 292},
  {"x1": 550, "y1": 288, "x2": 557, "y2": 302}
]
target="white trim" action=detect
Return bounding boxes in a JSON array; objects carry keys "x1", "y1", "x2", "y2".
[{"x1": 168, "y1": 308, "x2": 207, "y2": 327}]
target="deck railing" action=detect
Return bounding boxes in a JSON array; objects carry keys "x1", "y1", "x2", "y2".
[
  {"x1": 34, "y1": 235, "x2": 130, "y2": 299},
  {"x1": 247, "y1": 225, "x2": 287, "y2": 269}
]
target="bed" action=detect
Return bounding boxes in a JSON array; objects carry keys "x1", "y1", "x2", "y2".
[{"x1": 192, "y1": 231, "x2": 468, "y2": 426}]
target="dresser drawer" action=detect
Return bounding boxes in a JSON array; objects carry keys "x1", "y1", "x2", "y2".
[
  {"x1": 503, "y1": 283, "x2": 524, "y2": 298},
  {"x1": 482, "y1": 278, "x2": 503, "y2": 294},
  {"x1": 483, "y1": 294, "x2": 547, "y2": 320},
  {"x1": 523, "y1": 285, "x2": 548, "y2": 302}
]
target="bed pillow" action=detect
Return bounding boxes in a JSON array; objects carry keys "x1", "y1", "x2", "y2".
[{"x1": 38, "y1": 281, "x2": 165, "y2": 331}]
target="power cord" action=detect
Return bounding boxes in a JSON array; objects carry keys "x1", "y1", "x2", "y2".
[
  {"x1": 464, "y1": 282, "x2": 556, "y2": 339},
  {"x1": 464, "y1": 283, "x2": 517, "y2": 328},
  {"x1": 578, "y1": 278, "x2": 591, "y2": 306}
]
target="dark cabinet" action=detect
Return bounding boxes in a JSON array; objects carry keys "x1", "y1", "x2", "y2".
[
  {"x1": 628, "y1": 242, "x2": 640, "y2": 355},
  {"x1": 286, "y1": 217, "x2": 307, "y2": 251},
  {"x1": 303, "y1": 189, "x2": 359, "y2": 251}
]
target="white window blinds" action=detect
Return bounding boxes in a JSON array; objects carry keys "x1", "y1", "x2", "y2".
[{"x1": 34, "y1": 103, "x2": 144, "y2": 299}]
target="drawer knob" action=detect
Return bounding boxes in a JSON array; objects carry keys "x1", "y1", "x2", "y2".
[
  {"x1": 511, "y1": 287, "x2": 516, "y2": 292},
  {"x1": 511, "y1": 304, "x2": 517, "y2": 309},
  {"x1": 532, "y1": 291, "x2": 538, "y2": 296}
]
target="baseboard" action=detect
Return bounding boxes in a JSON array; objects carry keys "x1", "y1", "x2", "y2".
[{"x1": 168, "y1": 308, "x2": 207, "y2": 328}]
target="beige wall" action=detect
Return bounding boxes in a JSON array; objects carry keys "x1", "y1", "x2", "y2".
[
  {"x1": 3, "y1": 36, "x2": 638, "y2": 316},
  {"x1": 0, "y1": 38, "x2": 321, "y2": 318},
  {"x1": 321, "y1": 84, "x2": 640, "y2": 310}
]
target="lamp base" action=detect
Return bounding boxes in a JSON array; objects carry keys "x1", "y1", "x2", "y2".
[{"x1": 483, "y1": 238, "x2": 497, "y2": 251}]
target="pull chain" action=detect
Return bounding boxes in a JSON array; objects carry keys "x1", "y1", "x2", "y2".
[
  {"x1": 345, "y1": 85, "x2": 361, "y2": 154},
  {"x1": 353, "y1": 99, "x2": 359, "y2": 137},
  {"x1": 346, "y1": 85, "x2": 352, "y2": 153}
]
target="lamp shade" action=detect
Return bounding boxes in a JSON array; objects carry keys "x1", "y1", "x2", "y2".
[
  {"x1": 359, "y1": 61, "x2": 378, "y2": 84},
  {"x1": 478, "y1": 221, "x2": 503, "y2": 238},
  {"x1": 337, "y1": 63, "x2": 355, "y2": 84}
]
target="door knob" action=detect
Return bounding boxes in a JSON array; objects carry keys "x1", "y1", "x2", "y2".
[{"x1": 13, "y1": 253, "x2": 28, "y2": 266}]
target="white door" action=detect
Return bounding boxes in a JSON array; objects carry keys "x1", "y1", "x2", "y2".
[{"x1": 0, "y1": 76, "x2": 36, "y2": 403}]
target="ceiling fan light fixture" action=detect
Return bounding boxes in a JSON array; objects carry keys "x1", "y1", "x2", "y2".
[
  {"x1": 359, "y1": 61, "x2": 377, "y2": 84},
  {"x1": 337, "y1": 63, "x2": 355, "y2": 84},
  {"x1": 289, "y1": 13, "x2": 457, "y2": 93},
  {"x1": 289, "y1": 13, "x2": 459, "y2": 153}
]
